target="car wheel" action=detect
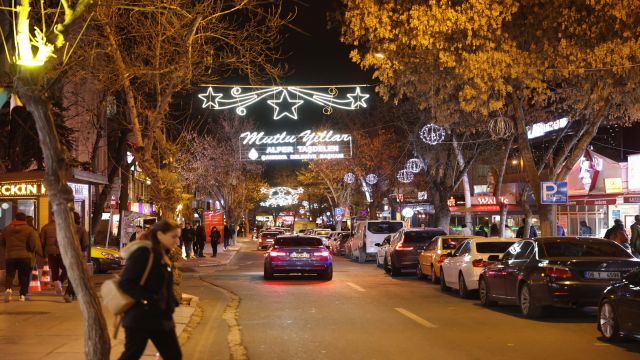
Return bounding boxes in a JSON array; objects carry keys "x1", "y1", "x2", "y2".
[
  {"x1": 358, "y1": 247, "x2": 366, "y2": 264},
  {"x1": 458, "y1": 273, "x2": 470, "y2": 298},
  {"x1": 321, "y1": 266, "x2": 333, "y2": 281},
  {"x1": 430, "y1": 266, "x2": 440, "y2": 284},
  {"x1": 390, "y1": 257, "x2": 401, "y2": 277},
  {"x1": 440, "y1": 268, "x2": 449, "y2": 291},
  {"x1": 91, "y1": 259, "x2": 102, "y2": 274},
  {"x1": 519, "y1": 283, "x2": 543, "y2": 318},
  {"x1": 263, "y1": 264, "x2": 274, "y2": 280},
  {"x1": 416, "y1": 264, "x2": 425, "y2": 280},
  {"x1": 599, "y1": 300, "x2": 621, "y2": 341},
  {"x1": 479, "y1": 278, "x2": 497, "y2": 307}
]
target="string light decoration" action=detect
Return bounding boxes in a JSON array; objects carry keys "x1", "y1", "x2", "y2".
[
  {"x1": 488, "y1": 116, "x2": 513, "y2": 139},
  {"x1": 397, "y1": 170, "x2": 414, "y2": 183},
  {"x1": 365, "y1": 174, "x2": 378, "y2": 185},
  {"x1": 198, "y1": 86, "x2": 370, "y2": 120},
  {"x1": 419, "y1": 124, "x2": 446, "y2": 145},
  {"x1": 343, "y1": 172, "x2": 356, "y2": 184},
  {"x1": 260, "y1": 187, "x2": 304, "y2": 207},
  {"x1": 405, "y1": 158, "x2": 424, "y2": 173}
]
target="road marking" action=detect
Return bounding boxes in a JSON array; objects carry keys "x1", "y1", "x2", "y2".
[
  {"x1": 346, "y1": 282, "x2": 366, "y2": 292},
  {"x1": 394, "y1": 308, "x2": 437, "y2": 328},
  {"x1": 593, "y1": 343, "x2": 610, "y2": 346}
]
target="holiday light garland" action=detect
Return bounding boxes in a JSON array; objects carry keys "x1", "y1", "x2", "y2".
[
  {"x1": 397, "y1": 170, "x2": 414, "y2": 183},
  {"x1": 365, "y1": 174, "x2": 378, "y2": 185},
  {"x1": 344, "y1": 173, "x2": 356, "y2": 184},
  {"x1": 198, "y1": 85, "x2": 370, "y2": 120},
  {"x1": 419, "y1": 124, "x2": 446, "y2": 145},
  {"x1": 405, "y1": 158, "x2": 424, "y2": 173},
  {"x1": 260, "y1": 187, "x2": 304, "y2": 207}
]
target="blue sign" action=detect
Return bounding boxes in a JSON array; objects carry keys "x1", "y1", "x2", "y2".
[
  {"x1": 540, "y1": 181, "x2": 568, "y2": 204},
  {"x1": 334, "y1": 207, "x2": 343, "y2": 216}
]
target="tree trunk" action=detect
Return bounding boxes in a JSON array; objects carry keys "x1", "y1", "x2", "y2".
[
  {"x1": 452, "y1": 136, "x2": 473, "y2": 229},
  {"x1": 432, "y1": 190, "x2": 451, "y2": 233},
  {"x1": 16, "y1": 74, "x2": 110, "y2": 359},
  {"x1": 538, "y1": 204, "x2": 556, "y2": 237},
  {"x1": 519, "y1": 188, "x2": 533, "y2": 239},
  {"x1": 495, "y1": 136, "x2": 514, "y2": 237}
]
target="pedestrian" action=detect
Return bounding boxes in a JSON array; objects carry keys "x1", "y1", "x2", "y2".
[
  {"x1": 630, "y1": 215, "x2": 640, "y2": 256},
  {"x1": 64, "y1": 212, "x2": 90, "y2": 303},
  {"x1": 579, "y1": 221, "x2": 592, "y2": 236},
  {"x1": 223, "y1": 223, "x2": 232, "y2": 250},
  {"x1": 181, "y1": 223, "x2": 195, "y2": 259},
  {"x1": 490, "y1": 223, "x2": 499, "y2": 237},
  {"x1": 210, "y1": 226, "x2": 220, "y2": 257},
  {"x1": 191, "y1": 224, "x2": 200, "y2": 257},
  {"x1": 474, "y1": 225, "x2": 488, "y2": 237},
  {"x1": 556, "y1": 221, "x2": 566, "y2": 236},
  {"x1": 195, "y1": 223, "x2": 206, "y2": 257},
  {"x1": 605, "y1": 219, "x2": 630, "y2": 250},
  {"x1": 1, "y1": 212, "x2": 41, "y2": 302},
  {"x1": 516, "y1": 218, "x2": 538, "y2": 238},
  {"x1": 459, "y1": 223, "x2": 472, "y2": 236},
  {"x1": 129, "y1": 225, "x2": 144, "y2": 244},
  {"x1": 118, "y1": 220, "x2": 182, "y2": 360},
  {"x1": 604, "y1": 219, "x2": 624, "y2": 240},
  {"x1": 41, "y1": 216, "x2": 66, "y2": 295}
]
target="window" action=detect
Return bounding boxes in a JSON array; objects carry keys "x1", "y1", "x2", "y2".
[
  {"x1": 514, "y1": 241, "x2": 535, "y2": 260},
  {"x1": 367, "y1": 221, "x2": 404, "y2": 234},
  {"x1": 403, "y1": 230, "x2": 446, "y2": 244},
  {"x1": 442, "y1": 237, "x2": 471, "y2": 250},
  {"x1": 540, "y1": 238, "x2": 633, "y2": 259},
  {"x1": 274, "y1": 237, "x2": 323, "y2": 247},
  {"x1": 453, "y1": 241, "x2": 470, "y2": 257},
  {"x1": 475, "y1": 241, "x2": 517, "y2": 254},
  {"x1": 625, "y1": 269, "x2": 640, "y2": 286}
]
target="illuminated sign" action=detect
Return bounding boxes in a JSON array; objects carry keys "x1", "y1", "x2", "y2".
[
  {"x1": 628, "y1": 154, "x2": 640, "y2": 191},
  {"x1": 471, "y1": 195, "x2": 510, "y2": 205},
  {"x1": 240, "y1": 130, "x2": 352, "y2": 161},
  {"x1": 604, "y1": 178, "x2": 623, "y2": 194},
  {"x1": 527, "y1": 117, "x2": 568, "y2": 139},
  {"x1": 0, "y1": 182, "x2": 45, "y2": 197},
  {"x1": 198, "y1": 86, "x2": 369, "y2": 120},
  {"x1": 260, "y1": 187, "x2": 304, "y2": 207}
]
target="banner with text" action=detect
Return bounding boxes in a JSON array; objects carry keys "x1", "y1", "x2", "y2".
[{"x1": 239, "y1": 130, "x2": 352, "y2": 161}]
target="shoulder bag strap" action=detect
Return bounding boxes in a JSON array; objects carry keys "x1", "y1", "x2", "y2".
[{"x1": 139, "y1": 251, "x2": 154, "y2": 286}]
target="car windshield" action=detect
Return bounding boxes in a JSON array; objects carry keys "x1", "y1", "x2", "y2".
[
  {"x1": 442, "y1": 237, "x2": 469, "y2": 250},
  {"x1": 274, "y1": 237, "x2": 323, "y2": 247},
  {"x1": 540, "y1": 239, "x2": 633, "y2": 258},
  {"x1": 404, "y1": 231, "x2": 446, "y2": 244},
  {"x1": 262, "y1": 232, "x2": 279, "y2": 238},
  {"x1": 475, "y1": 242, "x2": 516, "y2": 253},
  {"x1": 367, "y1": 222, "x2": 403, "y2": 234}
]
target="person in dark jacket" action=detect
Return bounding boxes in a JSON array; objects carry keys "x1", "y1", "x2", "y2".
[
  {"x1": 195, "y1": 223, "x2": 206, "y2": 257},
  {"x1": 118, "y1": 220, "x2": 181, "y2": 360},
  {"x1": 223, "y1": 224, "x2": 232, "y2": 250},
  {"x1": 579, "y1": 221, "x2": 592, "y2": 236},
  {"x1": 181, "y1": 223, "x2": 195, "y2": 259},
  {"x1": 516, "y1": 218, "x2": 538, "y2": 238},
  {"x1": 41, "y1": 217, "x2": 65, "y2": 295},
  {"x1": 210, "y1": 226, "x2": 220, "y2": 257},
  {"x1": 1, "y1": 212, "x2": 41, "y2": 302}
]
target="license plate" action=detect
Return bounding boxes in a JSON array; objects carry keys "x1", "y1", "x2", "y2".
[
  {"x1": 584, "y1": 271, "x2": 620, "y2": 280},
  {"x1": 290, "y1": 252, "x2": 310, "y2": 258}
]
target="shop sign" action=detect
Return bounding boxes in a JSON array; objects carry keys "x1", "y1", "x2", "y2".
[
  {"x1": 584, "y1": 199, "x2": 616, "y2": 206},
  {"x1": 418, "y1": 192, "x2": 428, "y2": 200},
  {"x1": 0, "y1": 182, "x2": 45, "y2": 197},
  {"x1": 70, "y1": 183, "x2": 88, "y2": 197},
  {"x1": 239, "y1": 130, "x2": 352, "y2": 161},
  {"x1": 471, "y1": 195, "x2": 510, "y2": 205},
  {"x1": 604, "y1": 178, "x2": 623, "y2": 194},
  {"x1": 624, "y1": 196, "x2": 640, "y2": 204},
  {"x1": 628, "y1": 154, "x2": 640, "y2": 191}
]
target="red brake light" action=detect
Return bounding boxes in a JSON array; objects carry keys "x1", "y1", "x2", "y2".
[
  {"x1": 269, "y1": 250, "x2": 287, "y2": 257},
  {"x1": 544, "y1": 266, "x2": 571, "y2": 278},
  {"x1": 313, "y1": 250, "x2": 330, "y2": 257},
  {"x1": 396, "y1": 242, "x2": 414, "y2": 251},
  {"x1": 472, "y1": 259, "x2": 490, "y2": 268}
]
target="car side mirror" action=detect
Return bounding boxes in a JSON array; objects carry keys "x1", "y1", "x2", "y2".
[
  {"x1": 487, "y1": 255, "x2": 501, "y2": 262},
  {"x1": 374, "y1": 243, "x2": 381, "y2": 247}
]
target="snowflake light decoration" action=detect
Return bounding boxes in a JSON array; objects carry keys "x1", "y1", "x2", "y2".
[
  {"x1": 419, "y1": 124, "x2": 446, "y2": 145},
  {"x1": 397, "y1": 170, "x2": 414, "y2": 183},
  {"x1": 365, "y1": 174, "x2": 378, "y2": 185},
  {"x1": 405, "y1": 158, "x2": 424, "y2": 173},
  {"x1": 488, "y1": 116, "x2": 513, "y2": 139},
  {"x1": 344, "y1": 172, "x2": 356, "y2": 184},
  {"x1": 260, "y1": 187, "x2": 304, "y2": 207}
]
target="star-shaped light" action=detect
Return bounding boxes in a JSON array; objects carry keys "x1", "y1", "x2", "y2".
[
  {"x1": 198, "y1": 87, "x2": 222, "y2": 109},
  {"x1": 347, "y1": 87, "x2": 369, "y2": 108},
  {"x1": 267, "y1": 90, "x2": 304, "y2": 119}
]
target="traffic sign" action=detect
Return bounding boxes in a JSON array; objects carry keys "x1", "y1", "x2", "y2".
[
  {"x1": 540, "y1": 181, "x2": 568, "y2": 204},
  {"x1": 334, "y1": 207, "x2": 343, "y2": 216},
  {"x1": 335, "y1": 215, "x2": 343, "y2": 221}
]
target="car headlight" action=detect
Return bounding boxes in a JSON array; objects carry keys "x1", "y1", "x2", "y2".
[{"x1": 101, "y1": 252, "x2": 116, "y2": 260}]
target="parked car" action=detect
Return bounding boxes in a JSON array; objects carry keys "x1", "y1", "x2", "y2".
[
  {"x1": 382, "y1": 228, "x2": 447, "y2": 277},
  {"x1": 479, "y1": 237, "x2": 640, "y2": 318},
  {"x1": 598, "y1": 268, "x2": 640, "y2": 341},
  {"x1": 257, "y1": 231, "x2": 280, "y2": 250},
  {"x1": 328, "y1": 231, "x2": 351, "y2": 255},
  {"x1": 375, "y1": 235, "x2": 392, "y2": 267},
  {"x1": 313, "y1": 228, "x2": 332, "y2": 247},
  {"x1": 350, "y1": 220, "x2": 405, "y2": 263},
  {"x1": 440, "y1": 237, "x2": 516, "y2": 298},
  {"x1": 263, "y1": 235, "x2": 333, "y2": 280},
  {"x1": 90, "y1": 246, "x2": 122, "y2": 274},
  {"x1": 417, "y1": 235, "x2": 481, "y2": 284}
]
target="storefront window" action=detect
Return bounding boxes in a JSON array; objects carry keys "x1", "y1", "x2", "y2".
[
  {"x1": 558, "y1": 205, "x2": 607, "y2": 237},
  {"x1": 17, "y1": 199, "x2": 36, "y2": 218},
  {"x1": 0, "y1": 202, "x2": 12, "y2": 228}
]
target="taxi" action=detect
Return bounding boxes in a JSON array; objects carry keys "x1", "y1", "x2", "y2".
[{"x1": 417, "y1": 235, "x2": 481, "y2": 283}]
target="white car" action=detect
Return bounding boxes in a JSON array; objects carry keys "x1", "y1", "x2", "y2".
[
  {"x1": 440, "y1": 237, "x2": 516, "y2": 298},
  {"x1": 375, "y1": 235, "x2": 392, "y2": 267},
  {"x1": 349, "y1": 220, "x2": 405, "y2": 263},
  {"x1": 313, "y1": 228, "x2": 332, "y2": 247}
]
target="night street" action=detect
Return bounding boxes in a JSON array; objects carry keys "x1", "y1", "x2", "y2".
[{"x1": 181, "y1": 239, "x2": 640, "y2": 360}]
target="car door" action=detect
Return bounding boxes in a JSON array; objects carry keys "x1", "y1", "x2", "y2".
[
  {"x1": 503, "y1": 241, "x2": 535, "y2": 299},
  {"x1": 420, "y1": 239, "x2": 436, "y2": 274},
  {"x1": 618, "y1": 270, "x2": 640, "y2": 333},
  {"x1": 444, "y1": 241, "x2": 470, "y2": 288}
]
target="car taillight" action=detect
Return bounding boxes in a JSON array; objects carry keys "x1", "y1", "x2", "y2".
[
  {"x1": 544, "y1": 266, "x2": 571, "y2": 279},
  {"x1": 396, "y1": 242, "x2": 414, "y2": 251},
  {"x1": 472, "y1": 259, "x2": 490, "y2": 268},
  {"x1": 437, "y1": 253, "x2": 448, "y2": 264},
  {"x1": 269, "y1": 250, "x2": 287, "y2": 257},
  {"x1": 313, "y1": 250, "x2": 330, "y2": 257}
]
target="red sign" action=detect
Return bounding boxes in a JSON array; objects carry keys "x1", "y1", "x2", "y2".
[
  {"x1": 473, "y1": 196, "x2": 510, "y2": 205},
  {"x1": 624, "y1": 196, "x2": 640, "y2": 204},
  {"x1": 203, "y1": 211, "x2": 224, "y2": 241},
  {"x1": 584, "y1": 199, "x2": 616, "y2": 206}
]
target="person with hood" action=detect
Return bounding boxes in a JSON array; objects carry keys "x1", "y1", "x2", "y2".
[
  {"x1": 210, "y1": 226, "x2": 221, "y2": 257},
  {"x1": 41, "y1": 217, "x2": 65, "y2": 295},
  {"x1": 118, "y1": 220, "x2": 181, "y2": 360},
  {"x1": 63, "y1": 212, "x2": 90, "y2": 303},
  {"x1": 1, "y1": 212, "x2": 41, "y2": 302}
]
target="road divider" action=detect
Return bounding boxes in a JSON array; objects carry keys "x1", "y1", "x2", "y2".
[{"x1": 394, "y1": 308, "x2": 437, "y2": 328}]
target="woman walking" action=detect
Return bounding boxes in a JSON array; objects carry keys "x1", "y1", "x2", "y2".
[{"x1": 118, "y1": 220, "x2": 182, "y2": 360}]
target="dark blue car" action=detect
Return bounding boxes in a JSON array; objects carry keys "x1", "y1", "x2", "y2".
[{"x1": 264, "y1": 235, "x2": 333, "y2": 280}]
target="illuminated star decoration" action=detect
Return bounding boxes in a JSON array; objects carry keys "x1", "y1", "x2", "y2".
[
  {"x1": 197, "y1": 85, "x2": 370, "y2": 120},
  {"x1": 260, "y1": 187, "x2": 304, "y2": 207},
  {"x1": 198, "y1": 87, "x2": 222, "y2": 109},
  {"x1": 267, "y1": 90, "x2": 304, "y2": 120}
]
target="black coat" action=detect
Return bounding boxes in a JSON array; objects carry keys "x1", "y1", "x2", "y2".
[
  {"x1": 119, "y1": 246, "x2": 177, "y2": 330},
  {"x1": 196, "y1": 225, "x2": 206, "y2": 242},
  {"x1": 181, "y1": 228, "x2": 195, "y2": 243}
]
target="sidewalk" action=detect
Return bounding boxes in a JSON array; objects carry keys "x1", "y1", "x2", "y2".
[{"x1": 0, "y1": 244, "x2": 242, "y2": 359}]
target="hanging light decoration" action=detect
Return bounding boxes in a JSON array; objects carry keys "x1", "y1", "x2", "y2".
[
  {"x1": 419, "y1": 124, "x2": 446, "y2": 145},
  {"x1": 344, "y1": 172, "x2": 356, "y2": 184},
  {"x1": 365, "y1": 174, "x2": 378, "y2": 185},
  {"x1": 397, "y1": 170, "x2": 414, "y2": 183},
  {"x1": 488, "y1": 116, "x2": 513, "y2": 139},
  {"x1": 405, "y1": 158, "x2": 424, "y2": 173}
]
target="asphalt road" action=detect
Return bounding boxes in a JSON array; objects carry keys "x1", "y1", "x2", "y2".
[{"x1": 184, "y1": 239, "x2": 640, "y2": 360}]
